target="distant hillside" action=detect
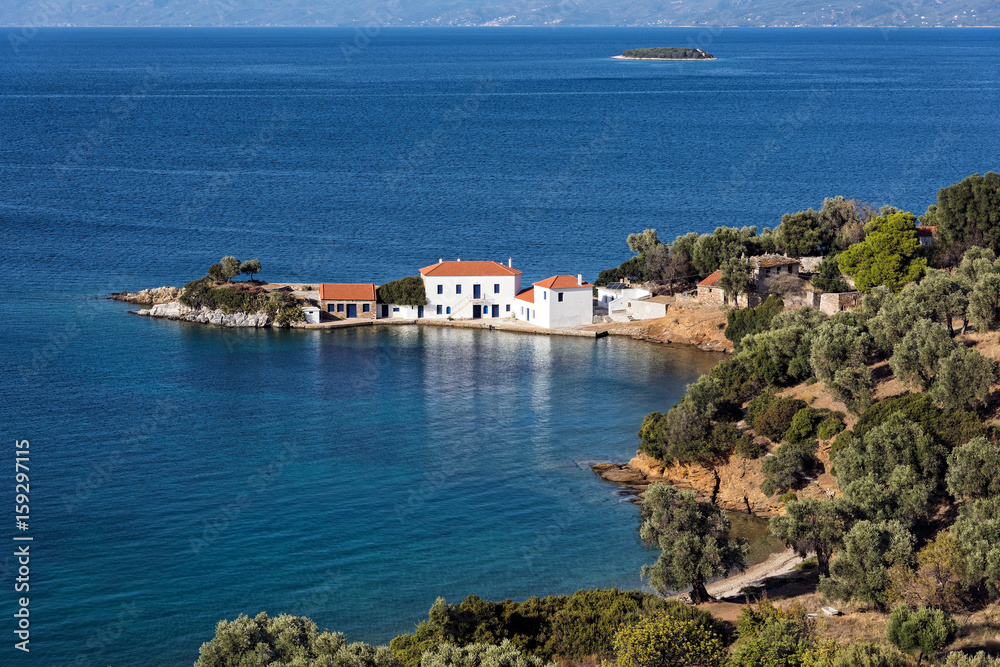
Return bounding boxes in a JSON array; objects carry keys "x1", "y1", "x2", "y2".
[{"x1": 2, "y1": 0, "x2": 999, "y2": 28}]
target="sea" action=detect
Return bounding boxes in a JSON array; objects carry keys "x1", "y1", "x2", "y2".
[{"x1": 2, "y1": 26, "x2": 999, "y2": 665}]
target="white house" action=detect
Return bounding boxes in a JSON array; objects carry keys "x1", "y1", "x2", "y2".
[
  {"x1": 597, "y1": 282, "x2": 651, "y2": 307},
  {"x1": 418, "y1": 259, "x2": 522, "y2": 320},
  {"x1": 514, "y1": 274, "x2": 594, "y2": 328}
]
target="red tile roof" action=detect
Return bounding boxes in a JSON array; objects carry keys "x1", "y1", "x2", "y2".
[
  {"x1": 916, "y1": 226, "x2": 937, "y2": 237},
  {"x1": 514, "y1": 287, "x2": 535, "y2": 304},
  {"x1": 419, "y1": 260, "x2": 522, "y2": 277},
  {"x1": 319, "y1": 283, "x2": 377, "y2": 301},
  {"x1": 698, "y1": 270, "x2": 722, "y2": 287},
  {"x1": 533, "y1": 274, "x2": 593, "y2": 289}
]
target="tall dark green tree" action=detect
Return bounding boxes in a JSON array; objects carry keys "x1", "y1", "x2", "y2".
[
  {"x1": 838, "y1": 212, "x2": 926, "y2": 292},
  {"x1": 923, "y1": 172, "x2": 1000, "y2": 254},
  {"x1": 639, "y1": 484, "x2": 748, "y2": 604}
]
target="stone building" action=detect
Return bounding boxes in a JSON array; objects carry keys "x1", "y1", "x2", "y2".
[{"x1": 318, "y1": 283, "x2": 378, "y2": 320}]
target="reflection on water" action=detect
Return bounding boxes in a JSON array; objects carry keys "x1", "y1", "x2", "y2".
[{"x1": 726, "y1": 510, "x2": 787, "y2": 566}]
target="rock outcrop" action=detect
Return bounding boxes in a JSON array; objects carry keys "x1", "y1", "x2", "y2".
[
  {"x1": 135, "y1": 302, "x2": 274, "y2": 327},
  {"x1": 112, "y1": 286, "x2": 181, "y2": 305},
  {"x1": 603, "y1": 303, "x2": 733, "y2": 352},
  {"x1": 593, "y1": 450, "x2": 839, "y2": 518}
]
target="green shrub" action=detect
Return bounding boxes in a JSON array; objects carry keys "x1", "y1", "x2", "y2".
[
  {"x1": 944, "y1": 651, "x2": 1000, "y2": 667},
  {"x1": 817, "y1": 416, "x2": 846, "y2": 440},
  {"x1": 853, "y1": 393, "x2": 984, "y2": 449},
  {"x1": 785, "y1": 408, "x2": 823, "y2": 446},
  {"x1": 611, "y1": 615, "x2": 727, "y2": 667},
  {"x1": 778, "y1": 492, "x2": 798, "y2": 504},
  {"x1": 829, "y1": 641, "x2": 910, "y2": 667},
  {"x1": 886, "y1": 603, "x2": 956, "y2": 665},
  {"x1": 747, "y1": 392, "x2": 779, "y2": 428},
  {"x1": 761, "y1": 440, "x2": 818, "y2": 496},
  {"x1": 730, "y1": 617, "x2": 812, "y2": 667},
  {"x1": 754, "y1": 398, "x2": 809, "y2": 442},
  {"x1": 726, "y1": 295, "x2": 785, "y2": 350},
  {"x1": 390, "y1": 590, "x2": 722, "y2": 667},
  {"x1": 736, "y1": 438, "x2": 764, "y2": 459},
  {"x1": 179, "y1": 278, "x2": 303, "y2": 324},
  {"x1": 378, "y1": 277, "x2": 427, "y2": 306},
  {"x1": 420, "y1": 640, "x2": 554, "y2": 667}
]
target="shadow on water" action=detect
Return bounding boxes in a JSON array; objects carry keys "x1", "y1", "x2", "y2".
[{"x1": 726, "y1": 510, "x2": 786, "y2": 566}]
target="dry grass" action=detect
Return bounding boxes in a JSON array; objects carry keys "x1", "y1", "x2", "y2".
[{"x1": 951, "y1": 604, "x2": 1000, "y2": 656}]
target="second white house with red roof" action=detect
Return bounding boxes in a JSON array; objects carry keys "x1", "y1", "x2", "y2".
[{"x1": 514, "y1": 273, "x2": 594, "y2": 328}]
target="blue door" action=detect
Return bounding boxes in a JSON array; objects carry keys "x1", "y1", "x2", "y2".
[
  {"x1": 347, "y1": 304, "x2": 357, "y2": 318},
  {"x1": 473, "y1": 284, "x2": 481, "y2": 299},
  {"x1": 417, "y1": 306, "x2": 424, "y2": 318},
  {"x1": 472, "y1": 305, "x2": 481, "y2": 319},
  {"x1": 492, "y1": 305, "x2": 499, "y2": 317}
]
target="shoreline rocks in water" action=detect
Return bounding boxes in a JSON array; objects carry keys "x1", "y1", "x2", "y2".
[
  {"x1": 134, "y1": 301, "x2": 276, "y2": 328},
  {"x1": 111, "y1": 286, "x2": 182, "y2": 305}
]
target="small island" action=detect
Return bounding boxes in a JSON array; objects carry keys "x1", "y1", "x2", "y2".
[{"x1": 613, "y1": 47, "x2": 716, "y2": 61}]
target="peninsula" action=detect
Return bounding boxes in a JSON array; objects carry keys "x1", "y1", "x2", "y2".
[{"x1": 614, "y1": 47, "x2": 715, "y2": 60}]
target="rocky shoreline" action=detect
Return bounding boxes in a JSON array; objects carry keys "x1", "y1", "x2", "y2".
[
  {"x1": 592, "y1": 450, "x2": 838, "y2": 518},
  {"x1": 133, "y1": 301, "x2": 279, "y2": 328}
]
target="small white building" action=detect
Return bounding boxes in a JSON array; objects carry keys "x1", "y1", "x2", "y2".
[
  {"x1": 302, "y1": 306, "x2": 320, "y2": 324},
  {"x1": 514, "y1": 274, "x2": 594, "y2": 329},
  {"x1": 419, "y1": 259, "x2": 522, "y2": 320},
  {"x1": 596, "y1": 282, "x2": 651, "y2": 307}
]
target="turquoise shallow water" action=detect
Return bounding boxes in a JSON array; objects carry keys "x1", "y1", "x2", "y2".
[
  {"x1": 3, "y1": 25, "x2": 1000, "y2": 666},
  {"x1": 6, "y1": 302, "x2": 721, "y2": 664}
]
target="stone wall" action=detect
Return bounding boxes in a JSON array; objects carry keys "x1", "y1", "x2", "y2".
[
  {"x1": 319, "y1": 299, "x2": 377, "y2": 320},
  {"x1": 819, "y1": 291, "x2": 862, "y2": 315}
]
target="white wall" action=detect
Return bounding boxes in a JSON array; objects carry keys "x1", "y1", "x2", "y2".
[
  {"x1": 421, "y1": 274, "x2": 521, "y2": 319},
  {"x1": 533, "y1": 286, "x2": 593, "y2": 328}
]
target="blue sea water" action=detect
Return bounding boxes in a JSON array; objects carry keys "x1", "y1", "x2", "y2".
[{"x1": 2, "y1": 26, "x2": 1000, "y2": 665}]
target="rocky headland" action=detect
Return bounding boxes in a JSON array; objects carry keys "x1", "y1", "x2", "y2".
[
  {"x1": 592, "y1": 447, "x2": 839, "y2": 518},
  {"x1": 111, "y1": 286, "x2": 182, "y2": 305}
]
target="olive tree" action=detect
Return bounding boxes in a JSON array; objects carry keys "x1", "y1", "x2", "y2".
[
  {"x1": 930, "y1": 346, "x2": 998, "y2": 411},
  {"x1": 946, "y1": 437, "x2": 1000, "y2": 500},
  {"x1": 889, "y1": 319, "x2": 957, "y2": 390},
  {"x1": 951, "y1": 497, "x2": 1000, "y2": 595},
  {"x1": 240, "y1": 258, "x2": 262, "y2": 281},
  {"x1": 718, "y1": 257, "x2": 757, "y2": 306},
  {"x1": 421, "y1": 641, "x2": 554, "y2": 667},
  {"x1": 639, "y1": 484, "x2": 748, "y2": 604},
  {"x1": 195, "y1": 612, "x2": 400, "y2": 667},
  {"x1": 769, "y1": 498, "x2": 848, "y2": 577},
  {"x1": 219, "y1": 255, "x2": 241, "y2": 282},
  {"x1": 968, "y1": 273, "x2": 1000, "y2": 332},
  {"x1": 819, "y1": 520, "x2": 916, "y2": 608}
]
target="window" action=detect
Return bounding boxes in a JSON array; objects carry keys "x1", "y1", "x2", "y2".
[
  {"x1": 494, "y1": 284, "x2": 500, "y2": 294},
  {"x1": 393, "y1": 307, "x2": 400, "y2": 312},
  {"x1": 532, "y1": 310, "x2": 536, "y2": 319},
  {"x1": 456, "y1": 285, "x2": 462, "y2": 295},
  {"x1": 436, "y1": 305, "x2": 442, "y2": 315},
  {"x1": 446, "y1": 307, "x2": 451, "y2": 314},
  {"x1": 543, "y1": 291, "x2": 547, "y2": 300},
  {"x1": 337, "y1": 303, "x2": 344, "y2": 312},
  {"x1": 558, "y1": 292, "x2": 563, "y2": 302},
  {"x1": 506, "y1": 304, "x2": 510, "y2": 312},
  {"x1": 363, "y1": 304, "x2": 370, "y2": 312},
  {"x1": 437, "y1": 284, "x2": 443, "y2": 294}
]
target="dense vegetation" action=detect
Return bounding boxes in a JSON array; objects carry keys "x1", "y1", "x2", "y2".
[
  {"x1": 377, "y1": 276, "x2": 428, "y2": 306},
  {"x1": 181, "y1": 256, "x2": 303, "y2": 324},
  {"x1": 621, "y1": 47, "x2": 714, "y2": 59}
]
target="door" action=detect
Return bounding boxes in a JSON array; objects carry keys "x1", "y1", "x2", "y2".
[
  {"x1": 473, "y1": 284, "x2": 481, "y2": 299},
  {"x1": 417, "y1": 306, "x2": 424, "y2": 318},
  {"x1": 472, "y1": 305, "x2": 481, "y2": 319},
  {"x1": 347, "y1": 304, "x2": 357, "y2": 318},
  {"x1": 492, "y1": 305, "x2": 499, "y2": 317},
  {"x1": 380, "y1": 304, "x2": 388, "y2": 318}
]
